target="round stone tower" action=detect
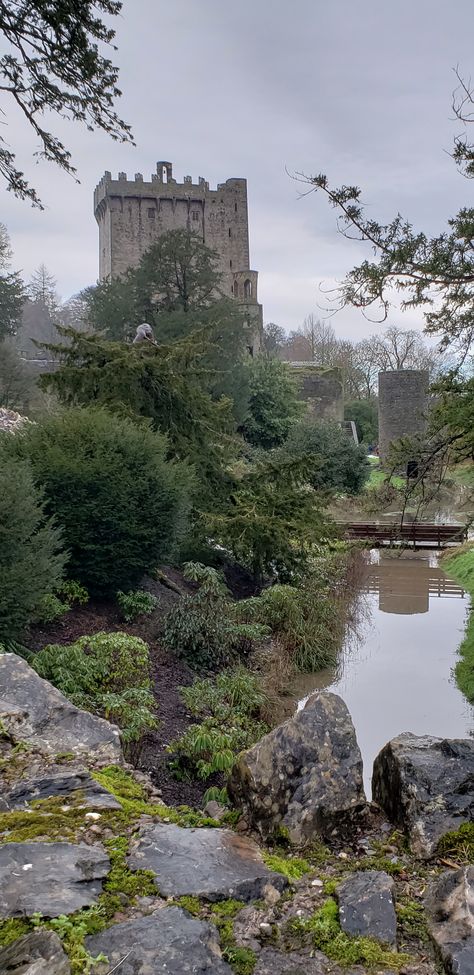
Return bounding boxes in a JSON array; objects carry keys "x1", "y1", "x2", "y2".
[{"x1": 378, "y1": 369, "x2": 429, "y2": 464}]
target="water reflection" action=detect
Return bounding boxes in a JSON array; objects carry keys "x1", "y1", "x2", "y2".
[
  {"x1": 289, "y1": 550, "x2": 473, "y2": 795},
  {"x1": 369, "y1": 549, "x2": 465, "y2": 615}
]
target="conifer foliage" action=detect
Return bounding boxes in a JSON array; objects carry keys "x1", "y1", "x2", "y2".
[{"x1": 0, "y1": 456, "x2": 66, "y2": 642}]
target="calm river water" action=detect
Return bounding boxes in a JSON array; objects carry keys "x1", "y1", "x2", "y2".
[{"x1": 288, "y1": 549, "x2": 474, "y2": 795}]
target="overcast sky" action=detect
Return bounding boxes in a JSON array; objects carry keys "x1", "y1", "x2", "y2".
[{"x1": 2, "y1": 0, "x2": 474, "y2": 338}]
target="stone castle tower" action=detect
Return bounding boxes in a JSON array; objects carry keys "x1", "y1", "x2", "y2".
[{"x1": 94, "y1": 161, "x2": 262, "y2": 348}]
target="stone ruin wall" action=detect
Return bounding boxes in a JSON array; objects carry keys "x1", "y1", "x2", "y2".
[
  {"x1": 378, "y1": 369, "x2": 429, "y2": 464},
  {"x1": 289, "y1": 364, "x2": 344, "y2": 422}
]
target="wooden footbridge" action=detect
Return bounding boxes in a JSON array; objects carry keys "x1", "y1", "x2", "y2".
[{"x1": 341, "y1": 522, "x2": 468, "y2": 549}]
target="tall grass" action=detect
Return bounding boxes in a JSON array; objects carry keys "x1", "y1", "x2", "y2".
[{"x1": 442, "y1": 543, "x2": 474, "y2": 702}]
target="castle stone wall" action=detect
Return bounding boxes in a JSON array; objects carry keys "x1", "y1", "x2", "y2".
[
  {"x1": 94, "y1": 162, "x2": 263, "y2": 352},
  {"x1": 94, "y1": 164, "x2": 250, "y2": 296},
  {"x1": 289, "y1": 364, "x2": 344, "y2": 421},
  {"x1": 378, "y1": 369, "x2": 429, "y2": 463}
]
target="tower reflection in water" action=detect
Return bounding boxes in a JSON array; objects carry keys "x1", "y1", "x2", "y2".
[{"x1": 367, "y1": 549, "x2": 465, "y2": 616}]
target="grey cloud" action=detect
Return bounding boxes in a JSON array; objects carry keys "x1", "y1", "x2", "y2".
[{"x1": 2, "y1": 0, "x2": 473, "y2": 337}]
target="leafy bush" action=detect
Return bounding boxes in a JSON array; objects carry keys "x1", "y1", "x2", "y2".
[
  {"x1": 117, "y1": 589, "x2": 159, "y2": 622},
  {"x1": 35, "y1": 580, "x2": 90, "y2": 625},
  {"x1": 2, "y1": 406, "x2": 191, "y2": 595},
  {"x1": 283, "y1": 418, "x2": 370, "y2": 495},
  {"x1": 168, "y1": 667, "x2": 267, "y2": 782},
  {"x1": 35, "y1": 593, "x2": 70, "y2": 624},
  {"x1": 0, "y1": 456, "x2": 66, "y2": 642},
  {"x1": 58, "y1": 581, "x2": 89, "y2": 606},
  {"x1": 32, "y1": 631, "x2": 157, "y2": 742},
  {"x1": 163, "y1": 563, "x2": 268, "y2": 669}
]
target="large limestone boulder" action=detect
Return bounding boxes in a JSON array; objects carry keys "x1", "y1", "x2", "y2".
[
  {"x1": 0, "y1": 930, "x2": 70, "y2": 974},
  {"x1": 228, "y1": 691, "x2": 366, "y2": 843},
  {"x1": 372, "y1": 734, "x2": 474, "y2": 858},
  {"x1": 86, "y1": 906, "x2": 233, "y2": 973},
  {"x1": 0, "y1": 842, "x2": 109, "y2": 917},
  {"x1": 425, "y1": 867, "x2": 474, "y2": 975},
  {"x1": 0, "y1": 654, "x2": 122, "y2": 765},
  {"x1": 128, "y1": 824, "x2": 288, "y2": 901}
]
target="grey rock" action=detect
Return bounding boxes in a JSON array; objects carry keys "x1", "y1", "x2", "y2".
[
  {"x1": 0, "y1": 654, "x2": 122, "y2": 764},
  {"x1": 128, "y1": 824, "x2": 288, "y2": 901},
  {"x1": 0, "y1": 930, "x2": 70, "y2": 974},
  {"x1": 4, "y1": 769, "x2": 121, "y2": 810},
  {"x1": 372, "y1": 733, "x2": 474, "y2": 858},
  {"x1": 228, "y1": 691, "x2": 366, "y2": 844},
  {"x1": 254, "y1": 948, "x2": 334, "y2": 975},
  {"x1": 425, "y1": 867, "x2": 474, "y2": 975},
  {"x1": 0, "y1": 842, "x2": 109, "y2": 917},
  {"x1": 86, "y1": 906, "x2": 233, "y2": 973},
  {"x1": 337, "y1": 871, "x2": 397, "y2": 945}
]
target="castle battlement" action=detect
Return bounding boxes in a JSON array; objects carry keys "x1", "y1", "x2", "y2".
[{"x1": 94, "y1": 164, "x2": 247, "y2": 212}]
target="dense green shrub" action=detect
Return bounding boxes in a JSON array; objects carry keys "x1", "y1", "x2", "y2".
[
  {"x1": 162, "y1": 563, "x2": 268, "y2": 669},
  {"x1": 117, "y1": 589, "x2": 159, "y2": 622},
  {"x1": 2, "y1": 406, "x2": 191, "y2": 595},
  {"x1": 241, "y1": 356, "x2": 303, "y2": 449},
  {"x1": 32, "y1": 631, "x2": 157, "y2": 742},
  {"x1": 283, "y1": 419, "x2": 370, "y2": 495},
  {"x1": 168, "y1": 667, "x2": 268, "y2": 782},
  {"x1": 0, "y1": 457, "x2": 66, "y2": 642}
]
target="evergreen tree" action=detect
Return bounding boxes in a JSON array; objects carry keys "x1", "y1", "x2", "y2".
[
  {"x1": 0, "y1": 0, "x2": 132, "y2": 206},
  {"x1": 29, "y1": 265, "x2": 60, "y2": 316},
  {"x1": 37, "y1": 327, "x2": 238, "y2": 507},
  {"x1": 283, "y1": 419, "x2": 370, "y2": 495},
  {"x1": 0, "y1": 456, "x2": 66, "y2": 642},
  {"x1": 0, "y1": 224, "x2": 25, "y2": 340},
  {"x1": 3, "y1": 407, "x2": 192, "y2": 595},
  {"x1": 206, "y1": 455, "x2": 331, "y2": 587},
  {"x1": 241, "y1": 356, "x2": 304, "y2": 450}
]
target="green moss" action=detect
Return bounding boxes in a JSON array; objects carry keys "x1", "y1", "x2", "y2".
[
  {"x1": 102, "y1": 835, "x2": 157, "y2": 904},
  {"x1": 263, "y1": 853, "x2": 311, "y2": 880},
  {"x1": 354, "y1": 855, "x2": 403, "y2": 875},
  {"x1": 396, "y1": 901, "x2": 429, "y2": 942},
  {"x1": 177, "y1": 895, "x2": 202, "y2": 916},
  {"x1": 0, "y1": 918, "x2": 30, "y2": 947},
  {"x1": 323, "y1": 879, "x2": 339, "y2": 895},
  {"x1": 223, "y1": 945, "x2": 257, "y2": 975},
  {"x1": 55, "y1": 752, "x2": 76, "y2": 764},
  {"x1": 92, "y1": 766, "x2": 220, "y2": 828},
  {"x1": 210, "y1": 900, "x2": 246, "y2": 919},
  {"x1": 209, "y1": 902, "x2": 255, "y2": 975},
  {"x1": 288, "y1": 898, "x2": 411, "y2": 969},
  {"x1": 437, "y1": 822, "x2": 474, "y2": 863},
  {"x1": 305, "y1": 840, "x2": 332, "y2": 866},
  {"x1": 94, "y1": 765, "x2": 147, "y2": 801},
  {"x1": 0, "y1": 795, "x2": 91, "y2": 843}
]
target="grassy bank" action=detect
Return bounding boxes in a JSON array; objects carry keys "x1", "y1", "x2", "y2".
[{"x1": 442, "y1": 543, "x2": 474, "y2": 702}]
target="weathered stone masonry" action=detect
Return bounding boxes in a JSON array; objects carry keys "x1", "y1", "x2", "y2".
[{"x1": 94, "y1": 161, "x2": 263, "y2": 348}]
